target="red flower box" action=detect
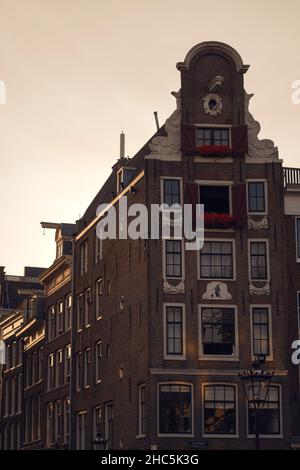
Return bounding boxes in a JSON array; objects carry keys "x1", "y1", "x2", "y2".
[
  {"x1": 197, "y1": 145, "x2": 232, "y2": 156},
  {"x1": 204, "y1": 213, "x2": 235, "y2": 228}
]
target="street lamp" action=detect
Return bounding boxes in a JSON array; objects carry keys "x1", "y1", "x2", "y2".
[
  {"x1": 91, "y1": 432, "x2": 108, "y2": 451},
  {"x1": 238, "y1": 354, "x2": 274, "y2": 450}
]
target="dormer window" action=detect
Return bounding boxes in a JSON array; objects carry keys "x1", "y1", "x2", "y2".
[
  {"x1": 197, "y1": 128, "x2": 230, "y2": 147},
  {"x1": 56, "y1": 241, "x2": 63, "y2": 259},
  {"x1": 117, "y1": 167, "x2": 136, "y2": 193}
]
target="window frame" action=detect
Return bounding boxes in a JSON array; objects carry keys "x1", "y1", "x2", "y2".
[
  {"x1": 250, "y1": 305, "x2": 273, "y2": 361},
  {"x1": 246, "y1": 179, "x2": 268, "y2": 215},
  {"x1": 163, "y1": 238, "x2": 185, "y2": 280},
  {"x1": 163, "y1": 303, "x2": 186, "y2": 360},
  {"x1": 196, "y1": 126, "x2": 231, "y2": 147},
  {"x1": 246, "y1": 383, "x2": 283, "y2": 438},
  {"x1": 160, "y1": 176, "x2": 183, "y2": 208},
  {"x1": 248, "y1": 239, "x2": 270, "y2": 282},
  {"x1": 198, "y1": 304, "x2": 239, "y2": 361},
  {"x1": 195, "y1": 179, "x2": 233, "y2": 216},
  {"x1": 202, "y1": 383, "x2": 239, "y2": 438},
  {"x1": 137, "y1": 384, "x2": 146, "y2": 438},
  {"x1": 198, "y1": 238, "x2": 236, "y2": 281}
]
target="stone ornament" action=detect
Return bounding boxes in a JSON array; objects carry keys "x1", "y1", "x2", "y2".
[
  {"x1": 249, "y1": 282, "x2": 271, "y2": 296},
  {"x1": 163, "y1": 279, "x2": 185, "y2": 294},
  {"x1": 203, "y1": 93, "x2": 223, "y2": 116},
  {"x1": 247, "y1": 215, "x2": 269, "y2": 230},
  {"x1": 202, "y1": 281, "x2": 232, "y2": 300}
]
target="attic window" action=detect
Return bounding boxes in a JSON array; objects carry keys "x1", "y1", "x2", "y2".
[
  {"x1": 117, "y1": 167, "x2": 136, "y2": 193},
  {"x1": 56, "y1": 241, "x2": 63, "y2": 259},
  {"x1": 197, "y1": 128, "x2": 229, "y2": 146},
  {"x1": 200, "y1": 185, "x2": 230, "y2": 214}
]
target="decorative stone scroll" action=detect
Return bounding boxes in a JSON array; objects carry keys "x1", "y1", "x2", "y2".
[
  {"x1": 247, "y1": 215, "x2": 269, "y2": 230},
  {"x1": 249, "y1": 282, "x2": 271, "y2": 296},
  {"x1": 202, "y1": 281, "x2": 232, "y2": 300},
  {"x1": 163, "y1": 279, "x2": 185, "y2": 294}
]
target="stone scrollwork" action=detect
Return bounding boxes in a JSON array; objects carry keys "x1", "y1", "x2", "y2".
[
  {"x1": 249, "y1": 282, "x2": 271, "y2": 296},
  {"x1": 247, "y1": 215, "x2": 269, "y2": 230},
  {"x1": 202, "y1": 281, "x2": 232, "y2": 300},
  {"x1": 163, "y1": 279, "x2": 185, "y2": 294}
]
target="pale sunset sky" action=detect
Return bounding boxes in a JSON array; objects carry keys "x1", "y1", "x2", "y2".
[{"x1": 0, "y1": 0, "x2": 299, "y2": 274}]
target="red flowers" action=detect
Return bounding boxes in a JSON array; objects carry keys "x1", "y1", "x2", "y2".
[
  {"x1": 197, "y1": 145, "x2": 232, "y2": 156},
  {"x1": 204, "y1": 213, "x2": 235, "y2": 227}
]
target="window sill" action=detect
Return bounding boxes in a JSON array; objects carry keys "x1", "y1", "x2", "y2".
[
  {"x1": 136, "y1": 434, "x2": 146, "y2": 440},
  {"x1": 247, "y1": 434, "x2": 283, "y2": 439},
  {"x1": 199, "y1": 355, "x2": 239, "y2": 361},
  {"x1": 157, "y1": 433, "x2": 194, "y2": 438},
  {"x1": 164, "y1": 355, "x2": 186, "y2": 361},
  {"x1": 203, "y1": 433, "x2": 239, "y2": 439}
]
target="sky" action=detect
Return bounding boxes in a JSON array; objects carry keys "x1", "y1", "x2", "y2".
[{"x1": 0, "y1": 0, "x2": 299, "y2": 275}]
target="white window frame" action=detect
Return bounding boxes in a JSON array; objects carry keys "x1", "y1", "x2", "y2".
[
  {"x1": 76, "y1": 410, "x2": 87, "y2": 450},
  {"x1": 198, "y1": 304, "x2": 239, "y2": 361},
  {"x1": 246, "y1": 179, "x2": 268, "y2": 215},
  {"x1": 95, "y1": 340, "x2": 102, "y2": 384},
  {"x1": 93, "y1": 406, "x2": 102, "y2": 440},
  {"x1": 296, "y1": 217, "x2": 300, "y2": 262},
  {"x1": 246, "y1": 383, "x2": 283, "y2": 438},
  {"x1": 248, "y1": 239, "x2": 270, "y2": 282},
  {"x1": 160, "y1": 177, "x2": 183, "y2": 225},
  {"x1": 163, "y1": 303, "x2": 186, "y2": 360},
  {"x1": 157, "y1": 381, "x2": 194, "y2": 438},
  {"x1": 202, "y1": 382, "x2": 239, "y2": 438},
  {"x1": 162, "y1": 238, "x2": 185, "y2": 281},
  {"x1": 195, "y1": 179, "x2": 233, "y2": 216},
  {"x1": 250, "y1": 304, "x2": 273, "y2": 361},
  {"x1": 198, "y1": 238, "x2": 236, "y2": 281},
  {"x1": 96, "y1": 278, "x2": 102, "y2": 320},
  {"x1": 84, "y1": 288, "x2": 91, "y2": 328}
]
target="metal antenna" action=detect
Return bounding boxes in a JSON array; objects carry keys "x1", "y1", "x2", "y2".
[{"x1": 153, "y1": 111, "x2": 159, "y2": 131}]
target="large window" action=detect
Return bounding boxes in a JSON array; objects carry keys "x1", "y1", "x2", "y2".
[
  {"x1": 250, "y1": 241, "x2": 268, "y2": 280},
  {"x1": 251, "y1": 307, "x2": 271, "y2": 357},
  {"x1": 56, "y1": 300, "x2": 64, "y2": 334},
  {"x1": 296, "y1": 218, "x2": 300, "y2": 260},
  {"x1": 48, "y1": 306, "x2": 55, "y2": 341},
  {"x1": 83, "y1": 348, "x2": 90, "y2": 388},
  {"x1": 203, "y1": 384, "x2": 236, "y2": 435},
  {"x1": 93, "y1": 406, "x2": 102, "y2": 440},
  {"x1": 200, "y1": 241, "x2": 234, "y2": 279},
  {"x1": 65, "y1": 345, "x2": 71, "y2": 384},
  {"x1": 165, "y1": 240, "x2": 183, "y2": 278},
  {"x1": 47, "y1": 403, "x2": 54, "y2": 447},
  {"x1": 47, "y1": 354, "x2": 54, "y2": 390},
  {"x1": 197, "y1": 128, "x2": 229, "y2": 146},
  {"x1": 163, "y1": 179, "x2": 181, "y2": 207},
  {"x1": 63, "y1": 398, "x2": 70, "y2": 444},
  {"x1": 76, "y1": 294, "x2": 83, "y2": 331},
  {"x1": 96, "y1": 279, "x2": 102, "y2": 320},
  {"x1": 164, "y1": 305, "x2": 184, "y2": 357},
  {"x1": 84, "y1": 289, "x2": 91, "y2": 327},
  {"x1": 200, "y1": 185, "x2": 230, "y2": 214},
  {"x1": 248, "y1": 181, "x2": 266, "y2": 213},
  {"x1": 248, "y1": 385, "x2": 281, "y2": 435},
  {"x1": 80, "y1": 240, "x2": 88, "y2": 275},
  {"x1": 95, "y1": 341, "x2": 102, "y2": 383},
  {"x1": 76, "y1": 411, "x2": 87, "y2": 450},
  {"x1": 200, "y1": 307, "x2": 236, "y2": 356},
  {"x1": 65, "y1": 295, "x2": 72, "y2": 330},
  {"x1": 158, "y1": 384, "x2": 192, "y2": 435}
]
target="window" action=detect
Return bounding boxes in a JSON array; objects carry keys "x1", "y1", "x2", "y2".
[
  {"x1": 163, "y1": 179, "x2": 181, "y2": 207},
  {"x1": 56, "y1": 350, "x2": 63, "y2": 387},
  {"x1": 96, "y1": 279, "x2": 102, "y2": 320},
  {"x1": 80, "y1": 240, "x2": 88, "y2": 275},
  {"x1": 11, "y1": 376, "x2": 16, "y2": 415},
  {"x1": 117, "y1": 167, "x2": 136, "y2": 192},
  {"x1": 55, "y1": 401, "x2": 62, "y2": 442},
  {"x1": 57, "y1": 300, "x2": 64, "y2": 334},
  {"x1": 248, "y1": 385, "x2": 281, "y2": 435},
  {"x1": 16, "y1": 423, "x2": 22, "y2": 450},
  {"x1": 93, "y1": 406, "x2": 102, "y2": 440},
  {"x1": 84, "y1": 288, "x2": 91, "y2": 327},
  {"x1": 95, "y1": 231, "x2": 103, "y2": 264},
  {"x1": 47, "y1": 354, "x2": 54, "y2": 390},
  {"x1": 48, "y1": 305, "x2": 55, "y2": 341},
  {"x1": 159, "y1": 384, "x2": 192, "y2": 435},
  {"x1": 83, "y1": 348, "x2": 90, "y2": 388},
  {"x1": 65, "y1": 345, "x2": 71, "y2": 384},
  {"x1": 251, "y1": 307, "x2": 271, "y2": 357},
  {"x1": 56, "y1": 240, "x2": 63, "y2": 259},
  {"x1": 95, "y1": 341, "x2": 102, "y2": 383},
  {"x1": 76, "y1": 294, "x2": 83, "y2": 331},
  {"x1": 63, "y1": 398, "x2": 70, "y2": 444},
  {"x1": 298, "y1": 292, "x2": 300, "y2": 330},
  {"x1": 200, "y1": 307, "x2": 236, "y2": 356},
  {"x1": 105, "y1": 403, "x2": 114, "y2": 449},
  {"x1": 248, "y1": 181, "x2": 266, "y2": 213},
  {"x1": 200, "y1": 241, "x2": 234, "y2": 279},
  {"x1": 197, "y1": 127, "x2": 229, "y2": 146},
  {"x1": 65, "y1": 295, "x2": 72, "y2": 330},
  {"x1": 38, "y1": 347, "x2": 43, "y2": 381},
  {"x1": 200, "y1": 185, "x2": 230, "y2": 215},
  {"x1": 138, "y1": 384, "x2": 146, "y2": 436},
  {"x1": 164, "y1": 305, "x2": 185, "y2": 358},
  {"x1": 33, "y1": 351, "x2": 38, "y2": 384},
  {"x1": 26, "y1": 354, "x2": 33, "y2": 388},
  {"x1": 165, "y1": 240, "x2": 183, "y2": 278},
  {"x1": 296, "y1": 218, "x2": 300, "y2": 261},
  {"x1": 17, "y1": 374, "x2": 22, "y2": 413},
  {"x1": 76, "y1": 411, "x2": 87, "y2": 450},
  {"x1": 17, "y1": 339, "x2": 23, "y2": 365},
  {"x1": 4, "y1": 378, "x2": 10, "y2": 416},
  {"x1": 203, "y1": 384, "x2": 236, "y2": 435},
  {"x1": 75, "y1": 352, "x2": 82, "y2": 391},
  {"x1": 11, "y1": 342, "x2": 16, "y2": 368},
  {"x1": 25, "y1": 399, "x2": 32, "y2": 443},
  {"x1": 47, "y1": 403, "x2": 54, "y2": 446},
  {"x1": 250, "y1": 241, "x2": 268, "y2": 280}
]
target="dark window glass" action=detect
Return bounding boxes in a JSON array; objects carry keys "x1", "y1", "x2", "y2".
[
  {"x1": 164, "y1": 179, "x2": 180, "y2": 207},
  {"x1": 297, "y1": 218, "x2": 300, "y2": 259},
  {"x1": 200, "y1": 185, "x2": 229, "y2": 214},
  {"x1": 252, "y1": 308, "x2": 270, "y2": 356},
  {"x1": 248, "y1": 385, "x2": 280, "y2": 435},
  {"x1": 248, "y1": 182, "x2": 265, "y2": 212},
  {"x1": 201, "y1": 307, "x2": 235, "y2": 355},
  {"x1": 166, "y1": 306, "x2": 183, "y2": 355},
  {"x1": 197, "y1": 128, "x2": 229, "y2": 146},
  {"x1": 166, "y1": 240, "x2": 182, "y2": 278},
  {"x1": 250, "y1": 242, "x2": 267, "y2": 280},
  {"x1": 204, "y1": 385, "x2": 236, "y2": 434},
  {"x1": 200, "y1": 241, "x2": 233, "y2": 279},
  {"x1": 159, "y1": 384, "x2": 192, "y2": 434}
]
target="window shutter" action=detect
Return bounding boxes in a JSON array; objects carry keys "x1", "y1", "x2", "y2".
[
  {"x1": 184, "y1": 182, "x2": 199, "y2": 229},
  {"x1": 231, "y1": 125, "x2": 248, "y2": 154},
  {"x1": 232, "y1": 183, "x2": 247, "y2": 227},
  {"x1": 181, "y1": 125, "x2": 196, "y2": 155}
]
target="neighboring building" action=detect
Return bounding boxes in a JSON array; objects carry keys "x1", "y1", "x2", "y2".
[{"x1": 40, "y1": 223, "x2": 75, "y2": 449}]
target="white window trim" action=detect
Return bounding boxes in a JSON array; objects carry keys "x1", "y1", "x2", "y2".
[
  {"x1": 250, "y1": 304, "x2": 273, "y2": 362},
  {"x1": 162, "y1": 238, "x2": 185, "y2": 281},
  {"x1": 202, "y1": 382, "x2": 239, "y2": 438},
  {"x1": 160, "y1": 176, "x2": 183, "y2": 206},
  {"x1": 195, "y1": 179, "x2": 233, "y2": 216},
  {"x1": 136, "y1": 383, "x2": 146, "y2": 439},
  {"x1": 197, "y1": 237, "x2": 236, "y2": 281},
  {"x1": 198, "y1": 304, "x2": 239, "y2": 361},
  {"x1": 163, "y1": 303, "x2": 186, "y2": 361},
  {"x1": 246, "y1": 383, "x2": 283, "y2": 438},
  {"x1": 296, "y1": 217, "x2": 300, "y2": 262},
  {"x1": 157, "y1": 381, "x2": 194, "y2": 438},
  {"x1": 246, "y1": 179, "x2": 268, "y2": 215},
  {"x1": 248, "y1": 238, "x2": 270, "y2": 282},
  {"x1": 95, "y1": 340, "x2": 102, "y2": 384},
  {"x1": 95, "y1": 278, "x2": 102, "y2": 321}
]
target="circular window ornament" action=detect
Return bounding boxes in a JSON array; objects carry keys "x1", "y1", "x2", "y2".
[{"x1": 203, "y1": 93, "x2": 222, "y2": 116}]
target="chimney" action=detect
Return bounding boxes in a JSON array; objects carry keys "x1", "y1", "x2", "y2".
[{"x1": 120, "y1": 132, "x2": 125, "y2": 159}]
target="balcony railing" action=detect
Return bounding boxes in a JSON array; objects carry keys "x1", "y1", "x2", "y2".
[{"x1": 283, "y1": 167, "x2": 300, "y2": 186}]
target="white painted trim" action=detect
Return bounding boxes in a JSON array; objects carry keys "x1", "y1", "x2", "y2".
[
  {"x1": 246, "y1": 179, "x2": 268, "y2": 215},
  {"x1": 162, "y1": 238, "x2": 185, "y2": 281},
  {"x1": 198, "y1": 304, "x2": 239, "y2": 360},
  {"x1": 163, "y1": 303, "x2": 186, "y2": 360},
  {"x1": 249, "y1": 304, "x2": 273, "y2": 362},
  {"x1": 197, "y1": 237, "x2": 236, "y2": 281},
  {"x1": 201, "y1": 382, "x2": 239, "y2": 438},
  {"x1": 246, "y1": 383, "x2": 283, "y2": 438},
  {"x1": 295, "y1": 217, "x2": 300, "y2": 262},
  {"x1": 195, "y1": 179, "x2": 233, "y2": 218},
  {"x1": 247, "y1": 238, "x2": 270, "y2": 282},
  {"x1": 157, "y1": 381, "x2": 194, "y2": 438}
]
